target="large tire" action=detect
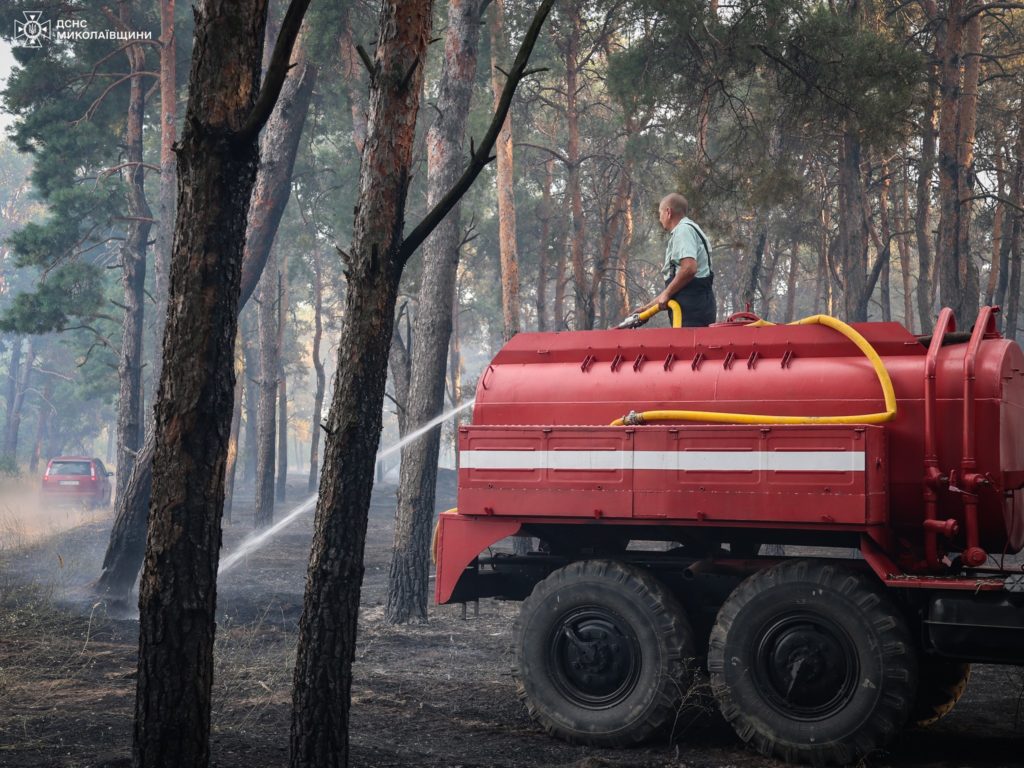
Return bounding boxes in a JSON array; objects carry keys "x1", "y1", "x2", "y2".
[
  {"x1": 708, "y1": 560, "x2": 917, "y2": 765},
  {"x1": 911, "y1": 659, "x2": 970, "y2": 727},
  {"x1": 512, "y1": 559, "x2": 695, "y2": 746}
]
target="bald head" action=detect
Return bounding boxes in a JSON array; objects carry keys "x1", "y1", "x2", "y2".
[{"x1": 658, "y1": 193, "x2": 688, "y2": 231}]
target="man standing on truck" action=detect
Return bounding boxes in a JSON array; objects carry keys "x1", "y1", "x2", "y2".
[{"x1": 635, "y1": 192, "x2": 716, "y2": 327}]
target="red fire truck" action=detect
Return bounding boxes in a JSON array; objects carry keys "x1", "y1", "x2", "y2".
[{"x1": 433, "y1": 306, "x2": 1024, "y2": 764}]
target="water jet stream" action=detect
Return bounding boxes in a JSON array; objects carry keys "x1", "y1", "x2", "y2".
[{"x1": 218, "y1": 397, "x2": 476, "y2": 575}]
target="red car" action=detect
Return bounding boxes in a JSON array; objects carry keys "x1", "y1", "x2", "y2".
[{"x1": 40, "y1": 456, "x2": 113, "y2": 508}]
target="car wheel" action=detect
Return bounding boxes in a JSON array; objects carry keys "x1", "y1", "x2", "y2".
[
  {"x1": 708, "y1": 559, "x2": 917, "y2": 765},
  {"x1": 512, "y1": 559, "x2": 695, "y2": 747}
]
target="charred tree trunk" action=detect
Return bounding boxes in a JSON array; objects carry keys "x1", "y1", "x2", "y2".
[
  {"x1": 115, "y1": 12, "x2": 153, "y2": 506},
  {"x1": 339, "y1": 3, "x2": 368, "y2": 154},
  {"x1": 385, "y1": 0, "x2": 485, "y2": 625},
  {"x1": 308, "y1": 250, "x2": 325, "y2": 493},
  {"x1": 255, "y1": 264, "x2": 279, "y2": 529},
  {"x1": 290, "y1": 1, "x2": 552, "y2": 760},
  {"x1": 96, "y1": 35, "x2": 314, "y2": 598},
  {"x1": 490, "y1": 0, "x2": 521, "y2": 341},
  {"x1": 552, "y1": 187, "x2": 570, "y2": 329},
  {"x1": 291, "y1": 2, "x2": 435, "y2": 758},
  {"x1": 133, "y1": 1, "x2": 310, "y2": 763}
]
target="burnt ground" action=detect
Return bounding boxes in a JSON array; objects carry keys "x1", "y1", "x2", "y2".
[{"x1": 1, "y1": 472, "x2": 1023, "y2": 768}]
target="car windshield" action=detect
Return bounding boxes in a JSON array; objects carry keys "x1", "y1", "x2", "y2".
[{"x1": 49, "y1": 461, "x2": 92, "y2": 476}]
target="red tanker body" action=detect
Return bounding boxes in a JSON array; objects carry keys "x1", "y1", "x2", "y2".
[{"x1": 434, "y1": 307, "x2": 1024, "y2": 765}]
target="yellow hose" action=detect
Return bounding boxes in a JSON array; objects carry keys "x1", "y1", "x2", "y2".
[
  {"x1": 637, "y1": 300, "x2": 683, "y2": 328},
  {"x1": 611, "y1": 314, "x2": 897, "y2": 426}
]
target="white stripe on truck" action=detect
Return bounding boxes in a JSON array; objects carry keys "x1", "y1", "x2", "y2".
[{"x1": 460, "y1": 450, "x2": 865, "y2": 473}]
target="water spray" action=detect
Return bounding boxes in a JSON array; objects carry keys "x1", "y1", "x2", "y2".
[{"x1": 218, "y1": 397, "x2": 476, "y2": 575}]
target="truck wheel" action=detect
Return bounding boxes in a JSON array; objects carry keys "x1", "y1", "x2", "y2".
[
  {"x1": 512, "y1": 559, "x2": 695, "y2": 747},
  {"x1": 708, "y1": 560, "x2": 917, "y2": 765},
  {"x1": 912, "y1": 660, "x2": 970, "y2": 727}
]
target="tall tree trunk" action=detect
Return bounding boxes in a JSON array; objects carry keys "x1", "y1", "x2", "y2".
[
  {"x1": 490, "y1": 0, "x2": 521, "y2": 341},
  {"x1": 784, "y1": 239, "x2": 799, "y2": 323},
  {"x1": 590, "y1": 170, "x2": 629, "y2": 327},
  {"x1": 276, "y1": 250, "x2": 289, "y2": 502},
  {"x1": 878, "y1": 159, "x2": 893, "y2": 322},
  {"x1": 610, "y1": 153, "x2": 634, "y2": 322},
  {"x1": 291, "y1": 2, "x2": 435, "y2": 760},
  {"x1": 96, "y1": 35, "x2": 315, "y2": 598},
  {"x1": 565, "y1": 3, "x2": 589, "y2": 329},
  {"x1": 386, "y1": 0, "x2": 485, "y2": 625},
  {"x1": 239, "y1": 56, "x2": 316, "y2": 308},
  {"x1": 224, "y1": 345, "x2": 243, "y2": 525},
  {"x1": 242, "y1": 308, "x2": 260, "y2": 484},
  {"x1": 29, "y1": 379, "x2": 53, "y2": 475},
  {"x1": 742, "y1": 214, "x2": 768, "y2": 311},
  {"x1": 308, "y1": 249, "x2": 325, "y2": 493},
  {"x1": 536, "y1": 158, "x2": 553, "y2": 331},
  {"x1": 5, "y1": 337, "x2": 34, "y2": 459},
  {"x1": 290, "y1": 2, "x2": 552, "y2": 761},
  {"x1": 935, "y1": 0, "x2": 978, "y2": 325},
  {"x1": 839, "y1": 128, "x2": 870, "y2": 321},
  {"x1": 4, "y1": 337, "x2": 23, "y2": 444},
  {"x1": 115, "y1": 7, "x2": 153, "y2": 506},
  {"x1": 153, "y1": 0, "x2": 176, "y2": 387},
  {"x1": 986, "y1": 148, "x2": 1005, "y2": 306},
  {"x1": 896, "y1": 168, "x2": 914, "y2": 331},
  {"x1": 917, "y1": 45, "x2": 939, "y2": 333},
  {"x1": 133, "y1": 0, "x2": 311, "y2": 763},
  {"x1": 552, "y1": 187, "x2": 570, "y2": 329},
  {"x1": 255, "y1": 263, "x2": 279, "y2": 529}
]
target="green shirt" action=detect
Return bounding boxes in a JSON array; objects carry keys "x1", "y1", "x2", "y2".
[{"x1": 661, "y1": 217, "x2": 711, "y2": 283}]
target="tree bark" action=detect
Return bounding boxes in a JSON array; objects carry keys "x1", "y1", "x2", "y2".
[
  {"x1": 490, "y1": 0, "x2": 521, "y2": 341},
  {"x1": 115, "y1": 3, "x2": 153, "y2": 506},
  {"x1": 916, "y1": 62, "x2": 939, "y2": 333},
  {"x1": 152, "y1": 0, "x2": 176, "y2": 387},
  {"x1": 276, "y1": 249, "x2": 289, "y2": 502},
  {"x1": 133, "y1": 0, "x2": 310, "y2": 764},
  {"x1": 4, "y1": 337, "x2": 34, "y2": 459},
  {"x1": 565, "y1": 4, "x2": 590, "y2": 329},
  {"x1": 308, "y1": 249, "x2": 325, "y2": 493},
  {"x1": 290, "y1": 1, "x2": 435, "y2": 760},
  {"x1": 29, "y1": 379, "x2": 53, "y2": 475},
  {"x1": 536, "y1": 158, "x2": 553, "y2": 331},
  {"x1": 242, "y1": 307, "x2": 260, "y2": 484},
  {"x1": 3, "y1": 337, "x2": 23, "y2": 447},
  {"x1": 839, "y1": 128, "x2": 869, "y2": 321},
  {"x1": 290, "y1": 1, "x2": 553, "y2": 761},
  {"x1": 386, "y1": 0, "x2": 485, "y2": 626},
  {"x1": 255, "y1": 263, "x2": 279, "y2": 529}
]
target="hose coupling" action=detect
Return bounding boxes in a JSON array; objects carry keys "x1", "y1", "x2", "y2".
[{"x1": 622, "y1": 410, "x2": 646, "y2": 426}]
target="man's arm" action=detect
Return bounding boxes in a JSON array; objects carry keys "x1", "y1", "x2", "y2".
[{"x1": 635, "y1": 257, "x2": 697, "y2": 313}]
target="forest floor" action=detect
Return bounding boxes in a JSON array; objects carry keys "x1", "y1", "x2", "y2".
[{"x1": 1, "y1": 472, "x2": 1023, "y2": 768}]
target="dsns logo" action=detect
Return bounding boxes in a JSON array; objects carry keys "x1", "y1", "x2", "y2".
[{"x1": 14, "y1": 11, "x2": 50, "y2": 47}]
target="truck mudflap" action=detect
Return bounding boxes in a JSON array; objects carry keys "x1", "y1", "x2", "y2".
[
  {"x1": 926, "y1": 591, "x2": 1024, "y2": 665},
  {"x1": 433, "y1": 511, "x2": 522, "y2": 605}
]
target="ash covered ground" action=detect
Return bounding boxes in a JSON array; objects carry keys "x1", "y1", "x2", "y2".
[{"x1": 1, "y1": 472, "x2": 1023, "y2": 768}]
